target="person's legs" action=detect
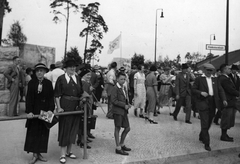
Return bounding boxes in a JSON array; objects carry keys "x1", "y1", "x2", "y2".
[
  {"x1": 199, "y1": 110, "x2": 210, "y2": 150},
  {"x1": 173, "y1": 97, "x2": 184, "y2": 120},
  {"x1": 119, "y1": 127, "x2": 130, "y2": 147},
  {"x1": 114, "y1": 126, "x2": 121, "y2": 148},
  {"x1": 185, "y1": 95, "x2": 192, "y2": 123}
]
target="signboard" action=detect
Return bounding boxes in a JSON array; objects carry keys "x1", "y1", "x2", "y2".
[{"x1": 206, "y1": 44, "x2": 225, "y2": 51}]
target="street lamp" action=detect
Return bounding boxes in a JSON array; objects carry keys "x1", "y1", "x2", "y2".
[
  {"x1": 154, "y1": 8, "x2": 164, "y2": 66},
  {"x1": 209, "y1": 34, "x2": 216, "y2": 56}
]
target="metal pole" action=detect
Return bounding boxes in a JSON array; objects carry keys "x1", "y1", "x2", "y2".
[
  {"x1": 154, "y1": 9, "x2": 163, "y2": 66},
  {"x1": 0, "y1": 111, "x2": 84, "y2": 122},
  {"x1": 83, "y1": 103, "x2": 88, "y2": 159},
  {"x1": 225, "y1": 0, "x2": 229, "y2": 64},
  {"x1": 154, "y1": 9, "x2": 158, "y2": 65}
]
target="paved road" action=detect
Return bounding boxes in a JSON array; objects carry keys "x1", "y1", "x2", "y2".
[{"x1": 0, "y1": 102, "x2": 239, "y2": 164}]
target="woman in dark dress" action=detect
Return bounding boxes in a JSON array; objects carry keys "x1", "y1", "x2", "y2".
[
  {"x1": 55, "y1": 59, "x2": 83, "y2": 164},
  {"x1": 24, "y1": 63, "x2": 55, "y2": 164}
]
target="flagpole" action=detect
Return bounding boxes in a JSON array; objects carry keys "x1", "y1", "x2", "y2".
[{"x1": 120, "y1": 31, "x2": 122, "y2": 67}]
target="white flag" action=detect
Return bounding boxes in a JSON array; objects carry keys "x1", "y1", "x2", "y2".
[{"x1": 107, "y1": 34, "x2": 121, "y2": 54}]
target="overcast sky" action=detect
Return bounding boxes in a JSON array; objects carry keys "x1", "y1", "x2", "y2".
[{"x1": 2, "y1": 0, "x2": 240, "y2": 66}]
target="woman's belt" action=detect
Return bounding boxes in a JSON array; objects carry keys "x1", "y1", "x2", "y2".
[
  {"x1": 161, "y1": 83, "x2": 171, "y2": 85},
  {"x1": 62, "y1": 95, "x2": 80, "y2": 101}
]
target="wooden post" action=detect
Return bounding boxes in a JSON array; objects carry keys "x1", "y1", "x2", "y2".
[{"x1": 83, "y1": 103, "x2": 88, "y2": 159}]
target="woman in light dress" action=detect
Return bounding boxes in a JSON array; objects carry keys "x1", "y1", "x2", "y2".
[
  {"x1": 157, "y1": 67, "x2": 174, "y2": 115},
  {"x1": 133, "y1": 65, "x2": 146, "y2": 118}
]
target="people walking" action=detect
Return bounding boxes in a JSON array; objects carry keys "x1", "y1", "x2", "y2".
[
  {"x1": 129, "y1": 65, "x2": 138, "y2": 104},
  {"x1": 133, "y1": 65, "x2": 146, "y2": 118},
  {"x1": 218, "y1": 64, "x2": 240, "y2": 142},
  {"x1": 192, "y1": 63, "x2": 227, "y2": 151},
  {"x1": 54, "y1": 59, "x2": 83, "y2": 163},
  {"x1": 172, "y1": 63, "x2": 194, "y2": 124},
  {"x1": 24, "y1": 63, "x2": 55, "y2": 164},
  {"x1": 111, "y1": 72, "x2": 131, "y2": 155},
  {"x1": 145, "y1": 65, "x2": 159, "y2": 124},
  {"x1": 158, "y1": 67, "x2": 174, "y2": 115}
]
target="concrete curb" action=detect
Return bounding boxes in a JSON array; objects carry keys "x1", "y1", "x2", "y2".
[{"x1": 125, "y1": 146, "x2": 240, "y2": 164}]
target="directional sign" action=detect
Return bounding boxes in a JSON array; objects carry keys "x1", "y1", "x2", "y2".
[{"x1": 206, "y1": 44, "x2": 225, "y2": 51}]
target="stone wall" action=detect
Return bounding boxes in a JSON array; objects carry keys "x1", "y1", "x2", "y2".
[{"x1": 0, "y1": 46, "x2": 19, "y2": 116}]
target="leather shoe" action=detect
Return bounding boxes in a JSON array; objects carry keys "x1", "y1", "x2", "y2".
[
  {"x1": 204, "y1": 145, "x2": 211, "y2": 151},
  {"x1": 88, "y1": 133, "x2": 95, "y2": 139},
  {"x1": 37, "y1": 154, "x2": 47, "y2": 162},
  {"x1": 173, "y1": 116, "x2": 177, "y2": 121},
  {"x1": 227, "y1": 134, "x2": 234, "y2": 140},
  {"x1": 220, "y1": 135, "x2": 233, "y2": 142},
  {"x1": 115, "y1": 149, "x2": 129, "y2": 155},
  {"x1": 121, "y1": 145, "x2": 131, "y2": 151},
  {"x1": 185, "y1": 120, "x2": 192, "y2": 124}
]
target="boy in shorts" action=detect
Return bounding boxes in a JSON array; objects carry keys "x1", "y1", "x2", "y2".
[{"x1": 111, "y1": 72, "x2": 131, "y2": 155}]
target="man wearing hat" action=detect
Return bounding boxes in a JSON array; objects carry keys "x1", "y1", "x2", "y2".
[
  {"x1": 192, "y1": 63, "x2": 227, "y2": 151},
  {"x1": 218, "y1": 64, "x2": 240, "y2": 143},
  {"x1": 49, "y1": 61, "x2": 65, "y2": 89},
  {"x1": 172, "y1": 63, "x2": 194, "y2": 124},
  {"x1": 229, "y1": 64, "x2": 240, "y2": 91}
]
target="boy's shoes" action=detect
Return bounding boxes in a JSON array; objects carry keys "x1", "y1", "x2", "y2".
[
  {"x1": 88, "y1": 133, "x2": 95, "y2": 139},
  {"x1": 121, "y1": 145, "x2": 131, "y2": 151},
  {"x1": 204, "y1": 144, "x2": 211, "y2": 151},
  {"x1": 115, "y1": 149, "x2": 129, "y2": 156}
]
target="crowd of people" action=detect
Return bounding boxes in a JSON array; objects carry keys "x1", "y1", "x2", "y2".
[
  {"x1": 3, "y1": 56, "x2": 240, "y2": 162},
  {"x1": 103, "y1": 61, "x2": 240, "y2": 154}
]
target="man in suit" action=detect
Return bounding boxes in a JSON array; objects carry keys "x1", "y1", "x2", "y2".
[
  {"x1": 192, "y1": 63, "x2": 227, "y2": 151},
  {"x1": 111, "y1": 72, "x2": 131, "y2": 155},
  {"x1": 229, "y1": 64, "x2": 240, "y2": 91},
  {"x1": 4, "y1": 56, "x2": 23, "y2": 116},
  {"x1": 172, "y1": 63, "x2": 194, "y2": 124},
  {"x1": 218, "y1": 64, "x2": 240, "y2": 142}
]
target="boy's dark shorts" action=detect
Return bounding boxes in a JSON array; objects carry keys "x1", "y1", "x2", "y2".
[{"x1": 113, "y1": 113, "x2": 130, "y2": 128}]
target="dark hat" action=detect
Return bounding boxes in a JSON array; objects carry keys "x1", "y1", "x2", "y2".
[
  {"x1": 12, "y1": 56, "x2": 19, "y2": 60},
  {"x1": 164, "y1": 66, "x2": 171, "y2": 71},
  {"x1": 181, "y1": 63, "x2": 189, "y2": 70},
  {"x1": 79, "y1": 64, "x2": 92, "y2": 77},
  {"x1": 64, "y1": 59, "x2": 78, "y2": 68},
  {"x1": 119, "y1": 66, "x2": 126, "y2": 72},
  {"x1": 231, "y1": 64, "x2": 239, "y2": 70},
  {"x1": 150, "y1": 65, "x2": 157, "y2": 71},
  {"x1": 34, "y1": 63, "x2": 49, "y2": 72}
]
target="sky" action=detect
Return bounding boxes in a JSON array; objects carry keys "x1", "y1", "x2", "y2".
[{"x1": 2, "y1": 0, "x2": 240, "y2": 66}]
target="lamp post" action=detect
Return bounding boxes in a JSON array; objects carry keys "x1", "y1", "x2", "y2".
[
  {"x1": 225, "y1": 0, "x2": 229, "y2": 64},
  {"x1": 154, "y1": 8, "x2": 164, "y2": 66},
  {"x1": 209, "y1": 34, "x2": 216, "y2": 55}
]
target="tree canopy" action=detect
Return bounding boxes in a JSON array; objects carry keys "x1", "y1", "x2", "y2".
[
  {"x1": 3, "y1": 20, "x2": 27, "y2": 47},
  {"x1": 80, "y1": 2, "x2": 108, "y2": 64}
]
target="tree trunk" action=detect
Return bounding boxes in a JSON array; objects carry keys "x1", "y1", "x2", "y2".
[
  {"x1": 0, "y1": 3, "x2": 4, "y2": 46},
  {"x1": 64, "y1": 2, "x2": 69, "y2": 60},
  {"x1": 83, "y1": 24, "x2": 89, "y2": 64}
]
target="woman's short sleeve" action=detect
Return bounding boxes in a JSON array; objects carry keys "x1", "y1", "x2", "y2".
[{"x1": 54, "y1": 76, "x2": 63, "y2": 97}]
